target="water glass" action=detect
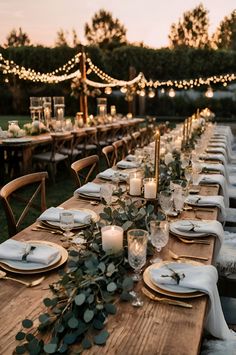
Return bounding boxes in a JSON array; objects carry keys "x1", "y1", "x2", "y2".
[
  {"x1": 60, "y1": 211, "x2": 74, "y2": 237},
  {"x1": 127, "y1": 229, "x2": 148, "y2": 282},
  {"x1": 159, "y1": 190, "x2": 173, "y2": 218},
  {"x1": 150, "y1": 221, "x2": 169, "y2": 263}
]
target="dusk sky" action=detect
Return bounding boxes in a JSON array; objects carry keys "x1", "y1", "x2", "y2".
[{"x1": 0, "y1": 0, "x2": 235, "y2": 48}]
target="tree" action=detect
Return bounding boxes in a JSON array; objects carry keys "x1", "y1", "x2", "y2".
[
  {"x1": 55, "y1": 28, "x2": 80, "y2": 47},
  {"x1": 211, "y1": 10, "x2": 236, "y2": 50},
  {"x1": 168, "y1": 3, "x2": 210, "y2": 49},
  {"x1": 84, "y1": 9, "x2": 127, "y2": 50},
  {"x1": 5, "y1": 27, "x2": 30, "y2": 47}
]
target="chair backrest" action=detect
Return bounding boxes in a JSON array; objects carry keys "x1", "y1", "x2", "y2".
[
  {"x1": 122, "y1": 136, "x2": 132, "y2": 155},
  {"x1": 112, "y1": 140, "x2": 125, "y2": 164},
  {"x1": 131, "y1": 131, "x2": 141, "y2": 150},
  {"x1": 50, "y1": 133, "x2": 73, "y2": 161},
  {"x1": 102, "y1": 145, "x2": 115, "y2": 168},
  {"x1": 71, "y1": 155, "x2": 99, "y2": 188},
  {"x1": 0, "y1": 171, "x2": 48, "y2": 238}
]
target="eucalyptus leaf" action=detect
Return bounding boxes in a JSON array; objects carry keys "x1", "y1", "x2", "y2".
[
  {"x1": 94, "y1": 330, "x2": 109, "y2": 345},
  {"x1": 64, "y1": 332, "x2": 77, "y2": 345},
  {"x1": 122, "y1": 220, "x2": 133, "y2": 231},
  {"x1": 22, "y1": 319, "x2": 33, "y2": 329},
  {"x1": 93, "y1": 318, "x2": 104, "y2": 330},
  {"x1": 98, "y1": 262, "x2": 106, "y2": 273},
  {"x1": 83, "y1": 309, "x2": 94, "y2": 323},
  {"x1": 15, "y1": 332, "x2": 25, "y2": 341},
  {"x1": 39, "y1": 313, "x2": 50, "y2": 324},
  {"x1": 43, "y1": 298, "x2": 52, "y2": 307},
  {"x1": 107, "y1": 282, "x2": 117, "y2": 292},
  {"x1": 15, "y1": 345, "x2": 27, "y2": 354},
  {"x1": 105, "y1": 303, "x2": 116, "y2": 315},
  {"x1": 75, "y1": 293, "x2": 86, "y2": 306},
  {"x1": 122, "y1": 277, "x2": 134, "y2": 291},
  {"x1": 68, "y1": 317, "x2": 79, "y2": 329},
  {"x1": 26, "y1": 334, "x2": 35, "y2": 342},
  {"x1": 43, "y1": 343, "x2": 57, "y2": 354},
  {"x1": 58, "y1": 343, "x2": 68, "y2": 353},
  {"x1": 82, "y1": 338, "x2": 92, "y2": 349}
]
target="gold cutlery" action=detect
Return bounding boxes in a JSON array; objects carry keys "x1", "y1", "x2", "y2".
[
  {"x1": 177, "y1": 237, "x2": 210, "y2": 245},
  {"x1": 0, "y1": 271, "x2": 45, "y2": 287},
  {"x1": 169, "y1": 250, "x2": 208, "y2": 261},
  {"x1": 141, "y1": 287, "x2": 192, "y2": 308},
  {"x1": 31, "y1": 227, "x2": 62, "y2": 235},
  {"x1": 34, "y1": 225, "x2": 64, "y2": 234}
]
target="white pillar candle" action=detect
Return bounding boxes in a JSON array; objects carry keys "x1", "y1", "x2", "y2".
[
  {"x1": 129, "y1": 173, "x2": 142, "y2": 196},
  {"x1": 110, "y1": 105, "x2": 116, "y2": 116},
  {"x1": 101, "y1": 225, "x2": 124, "y2": 253},
  {"x1": 144, "y1": 178, "x2": 157, "y2": 199},
  {"x1": 57, "y1": 108, "x2": 64, "y2": 120}
]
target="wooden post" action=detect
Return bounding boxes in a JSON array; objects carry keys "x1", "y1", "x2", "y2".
[
  {"x1": 154, "y1": 128, "x2": 160, "y2": 195},
  {"x1": 128, "y1": 66, "x2": 136, "y2": 116},
  {"x1": 79, "y1": 48, "x2": 88, "y2": 124}
]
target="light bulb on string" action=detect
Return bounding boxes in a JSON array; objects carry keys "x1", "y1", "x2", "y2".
[
  {"x1": 148, "y1": 88, "x2": 155, "y2": 98},
  {"x1": 104, "y1": 86, "x2": 112, "y2": 95},
  {"x1": 205, "y1": 86, "x2": 214, "y2": 98},
  {"x1": 120, "y1": 86, "x2": 127, "y2": 94},
  {"x1": 160, "y1": 88, "x2": 165, "y2": 94},
  {"x1": 139, "y1": 89, "x2": 146, "y2": 97},
  {"x1": 168, "y1": 88, "x2": 176, "y2": 98}
]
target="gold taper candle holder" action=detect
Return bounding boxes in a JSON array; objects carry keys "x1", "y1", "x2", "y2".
[{"x1": 154, "y1": 129, "x2": 160, "y2": 196}]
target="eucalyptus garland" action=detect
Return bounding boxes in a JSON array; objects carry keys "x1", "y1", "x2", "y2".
[{"x1": 15, "y1": 197, "x2": 157, "y2": 355}]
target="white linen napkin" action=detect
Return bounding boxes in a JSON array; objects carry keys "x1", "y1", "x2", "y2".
[
  {"x1": 149, "y1": 263, "x2": 235, "y2": 340},
  {"x1": 206, "y1": 147, "x2": 227, "y2": 159},
  {"x1": 199, "y1": 174, "x2": 229, "y2": 207},
  {"x1": 38, "y1": 207, "x2": 91, "y2": 224},
  {"x1": 116, "y1": 160, "x2": 140, "y2": 169},
  {"x1": 74, "y1": 182, "x2": 101, "y2": 198},
  {"x1": 170, "y1": 220, "x2": 224, "y2": 261},
  {"x1": 200, "y1": 162, "x2": 226, "y2": 177},
  {"x1": 185, "y1": 195, "x2": 226, "y2": 222},
  {"x1": 200, "y1": 153, "x2": 227, "y2": 166},
  {"x1": 0, "y1": 239, "x2": 59, "y2": 265},
  {"x1": 97, "y1": 168, "x2": 128, "y2": 181},
  {"x1": 126, "y1": 154, "x2": 136, "y2": 162}
]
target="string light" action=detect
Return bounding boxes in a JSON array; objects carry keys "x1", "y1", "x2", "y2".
[
  {"x1": 205, "y1": 86, "x2": 214, "y2": 98},
  {"x1": 168, "y1": 88, "x2": 176, "y2": 98},
  {"x1": 104, "y1": 86, "x2": 112, "y2": 95},
  {"x1": 148, "y1": 88, "x2": 155, "y2": 98}
]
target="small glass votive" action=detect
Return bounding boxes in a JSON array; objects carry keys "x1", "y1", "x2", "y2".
[
  {"x1": 143, "y1": 178, "x2": 157, "y2": 199},
  {"x1": 101, "y1": 225, "x2": 124, "y2": 254},
  {"x1": 129, "y1": 171, "x2": 143, "y2": 196}
]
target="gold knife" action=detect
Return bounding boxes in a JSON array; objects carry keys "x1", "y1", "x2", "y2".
[{"x1": 141, "y1": 287, "x2": 193, "y2": 308}]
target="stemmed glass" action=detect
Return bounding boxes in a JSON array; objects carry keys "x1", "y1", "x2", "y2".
[
  {"x1": 60, "y1": 212, "x2": 74, "y2": 238},
  {"x1": 173, "y1": 189, "x2": 187, "y2": 214},
  {"x1": 184, "y1": 166, "x2": 192, "y2": 192},
  {"x1": 100, "y1": 184, "x2": 115, "y2": 206},
  {"x1": 128, "y1": 229, "x2": 148, "y2": 307},
  {"x1": 159, "y1": 190, "x2": 173, "y2": 219},
  {"x1": 149, "y1": 221, "x2": 169, "y2": 263}
]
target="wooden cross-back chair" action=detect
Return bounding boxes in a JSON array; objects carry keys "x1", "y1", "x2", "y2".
[
  {"x1": 112, "y1": 140, "x2": 125, "y2": 165},
  {"x1": 71, "y1": 155, "x2": 99, "y2": 188},
  {"x1": 0, "y1": 171, "x2": 48, "y2": 238},
  {"x1": 102, "y1": 145, "x2": 115, "y2": 168},
  {"x1": 33, "y1": 132, "x2": 73, "y2": 183}
]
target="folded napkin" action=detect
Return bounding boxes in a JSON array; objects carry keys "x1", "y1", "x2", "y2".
[
  {"x1": 200, "y1": 162, "x2": 226, "y2": 176},
  {"x1": 38, "y1": 207, "x2": 91, "y2": 224},
  {"x1": 200, "y1": 153, "x2": 227, "y2": 166},
  {"x1": 0, "y1": 239, "x2": 59, "y2": 265},
  {"x1": 206, "y1": 147, "x2": 227, "y2": 159},
  {"x1": 199, "y1": 174, "x2": 229, "y2": 208},
  {"x1": 126, "y1": 154, "x2": 136, "y2": 162},
  {"x1": 97, "y1": 168, "x2": 128, "y2": 181},
  {"x1": 74, "y1": 182, "x2": 101, "y2": 198},
  {"x1": 116, "y1": 160, "x2": 140, "y2": 169},
  {"x1": 185, "y1": 195, "x2": 226, "y2": 222},
  {"x1": 170, "y1": 220, "x2": 224, "y2": 261},
  {"x1": 149, "y1": 263, "x2": 235, "y2": 340}
]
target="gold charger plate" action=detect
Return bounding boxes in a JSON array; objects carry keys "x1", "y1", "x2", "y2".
[
  {"x1": 143, "y1": 260, "x2": 204, "y2": 299},
  {"x1": 0, "y1": 241, "x2": 68, "y2": 275}
]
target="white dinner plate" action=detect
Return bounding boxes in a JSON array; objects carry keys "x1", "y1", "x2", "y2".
[
  {"x1": 0, "y1": 241, "x2": 61, "y2": 271},
  {"x1": 2, "y1": 138, "x2": 32, "y2": 144}
]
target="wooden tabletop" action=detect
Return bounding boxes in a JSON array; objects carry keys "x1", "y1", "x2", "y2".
[{"x1": 0, "y1": 184, "x2": 219, "y2": 355}]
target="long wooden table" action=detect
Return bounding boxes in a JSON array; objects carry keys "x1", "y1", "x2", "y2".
[{"x1": 0, "y1": 184, "x2": 219, "y2": 355}]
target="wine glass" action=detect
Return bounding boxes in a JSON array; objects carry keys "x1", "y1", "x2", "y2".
[
  {"x1": 159, "y1": 190, "x2": 173, "y2": 219},
  {"x1": 150, "y1": 221, "x2": 169, "y2": 263},
  {"x1": 128, "y1": 229, "x2": 148, "y2": 307},
  {"x1": 100, "y1": 184, "x2": 115, "y2": 206},
  {"x1": 184, "y1": 166, "x2": 192, "y2": 192},
  {"x1": 60, "y1": 211, "x2": 74, "y2": 238},
  {"x1": 173, "y1": 190, "x2": 186, "y2": 214}
]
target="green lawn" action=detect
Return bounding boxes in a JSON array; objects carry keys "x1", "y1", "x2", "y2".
[{"x1": 0, "y1": 115, "x2": 32, "y2": 131}]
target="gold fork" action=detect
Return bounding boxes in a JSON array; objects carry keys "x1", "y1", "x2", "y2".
[
  {"x1": 177, "y1": 237, "x2": 210, "y2": 245},
  {"x1": 141, "y1": 287, "x2": 192, "y2": 308},
  {"x1": 169, "y1": 250, "x2": 208, "y2": 261}
]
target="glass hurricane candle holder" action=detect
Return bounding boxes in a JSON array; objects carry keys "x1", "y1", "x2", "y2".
[{"x1": 143, "y1": 178, "x2": 157, "y2": 199}]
